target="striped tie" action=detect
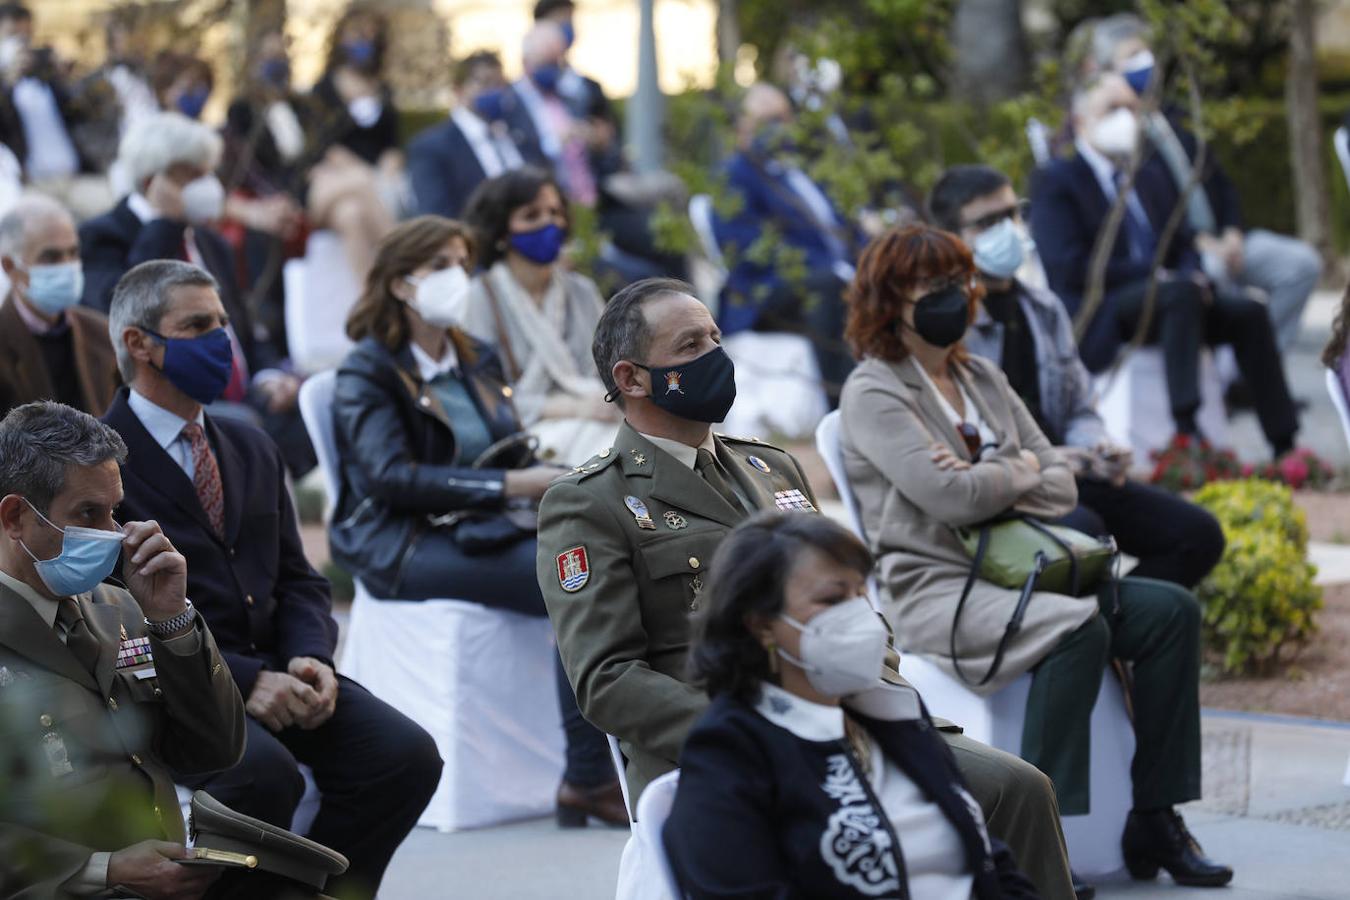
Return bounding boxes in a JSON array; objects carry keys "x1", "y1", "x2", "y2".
[{"x1": 182, "y1": 423, "x2": 225, "y2": 539}]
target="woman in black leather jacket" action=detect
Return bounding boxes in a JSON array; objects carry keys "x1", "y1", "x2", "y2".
[{"x1": 330, "y1": 215, "x2": 626, "y2": 826}]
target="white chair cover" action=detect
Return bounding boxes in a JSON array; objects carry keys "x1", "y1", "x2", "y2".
[
  {"x1": 615, "y1": 770, "x2": 681, "y2": 900},
  {"x1": 285, "y1": 230, "x2": 360, "y2": 376},
  {"x1": 297, "y1": 372, "x2": 564, "y2": 832},
  {"x1": 815, "y1": 409, "x2": 1134, "y2": 877},
  {"x1": 1095, "y1": 347, "x2": 1229, "y2": 466},
  {"x1": 721, "y1": 332, "x2": 829, "y2": 440}
]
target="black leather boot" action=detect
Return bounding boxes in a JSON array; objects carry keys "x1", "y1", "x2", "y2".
[{"x1": 1122, "y1": 808, "x2": 1234, "y2": 887}]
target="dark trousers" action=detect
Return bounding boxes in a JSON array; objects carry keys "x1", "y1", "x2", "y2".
[
  {"x1": 394, "y1": 532, "x2": 614, "y2": 789},
  {"x1": 755, "y1": 269, "x2": 855, "y2": 405},
  {"x1": 1106, "y1": 279, "x2": 1299, "y2": 452},
  {"x1": 1057, "y1": 478, "x2": 1225, "y2": 589},
  {"x1": 180, "y1": 677, "x2": 442, "y2": 900},
  {"x1": 1020, "y1": 577, "x2": 1202, "y2": 816}
]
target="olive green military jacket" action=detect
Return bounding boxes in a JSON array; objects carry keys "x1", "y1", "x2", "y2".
[
  {"x1": 0, "y1": 581, "x2": 246, "y2": 897},
  {"x1": 537, "y1": 422, "x2": 818, "y2": 804}
]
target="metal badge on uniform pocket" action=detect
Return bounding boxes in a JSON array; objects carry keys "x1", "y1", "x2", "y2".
[{"x1": 42, "y1": 732, "x2": 74, "y2": 777}]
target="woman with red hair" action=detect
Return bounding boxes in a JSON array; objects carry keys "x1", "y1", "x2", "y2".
[{"x1": 838, "y1": 225, "x2": 1230, "y2": 889}]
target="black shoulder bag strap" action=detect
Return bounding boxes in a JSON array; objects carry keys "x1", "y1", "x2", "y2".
[{"x1": 950, "y1": 523, "x2": 1048, "y2": 688}]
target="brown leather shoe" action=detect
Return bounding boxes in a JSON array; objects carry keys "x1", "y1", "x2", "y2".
[{"x1": 556, "y1": 778, "x2": 629, "y2": 828}]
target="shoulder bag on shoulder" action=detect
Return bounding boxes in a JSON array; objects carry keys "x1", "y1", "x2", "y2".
[{"x1": 949, "y1": 515, "x2": 1117, "y2": 687}]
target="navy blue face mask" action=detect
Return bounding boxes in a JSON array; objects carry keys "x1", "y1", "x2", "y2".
[
  {"x1": 343, "y1": 39, "x2": 377, "y2": 68},
  {"x1": 509, "y1": 223, "x2": 566, "y2": 265},
  {"x1": 259, "y1": 58, "x2": 290, "y2": 89},
  {"x1": 530, "y1": 63, "x2": 563, "y2": 95},
  {"x1": 147, "y1": 327, "x2": 234, "y2": 405},
  {"x1": 176, "y1": 86, "x2": 210, "y2": 120},
  {"x1": 472, "y1": 88, "x2": 506, "y2": 122},
  {"x1": 619, "y1": 346, "x2": 738, "y2": 424}
]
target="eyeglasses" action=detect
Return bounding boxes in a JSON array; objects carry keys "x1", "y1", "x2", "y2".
[{"x1": 962, "y1": 199, "x2": 1030, "y2": 235}]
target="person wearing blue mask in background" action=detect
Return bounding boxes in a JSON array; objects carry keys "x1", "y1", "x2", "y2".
[
  {"x1": 929, "y1": 165, "x2": 1225, "y2": 592},
  {"x1": 461, "y1": 167, "x2": 620, "y2": 465},
  {"x1": 407, "y1": 50, "x2": 526, "y2": 220},
  {"x1": 0, "y1": 194, "x2": 117, "y2": 419},
  {"x1": 102, "y1": 259, "x2": 442, "y2": 900},
  {"x1": 148, "y1": 50, "x2": 213, "y2": 120}
]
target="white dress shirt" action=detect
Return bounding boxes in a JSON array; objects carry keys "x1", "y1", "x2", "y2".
[
  {"x1": 754, "y1": 681, "x2": 977, "y2": 900},
  {"x1": 451, "y1": 107, "x2": 524, "y2": 179},
  {"x1": 11, "y1": 77, "x2": 79, "y2": 180},
  {"x1": 409, "y1": 339, "x2": 460, "y2": 382},
  {"x1": 127, "y1": 389, "x2": 207, "y2": 482}
]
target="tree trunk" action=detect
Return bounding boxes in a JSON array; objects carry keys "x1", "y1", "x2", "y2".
[
  {"x1": 1286, "y1": 0, "x2": 1332, "y2": 264},
  {"x1": 951, "y1": 0, "x2": 1029, "y2": 103},
  {"x1": 717, "y1": 0, "x2": 741, "y2": 66}
]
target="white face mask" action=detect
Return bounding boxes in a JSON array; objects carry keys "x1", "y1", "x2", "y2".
[
  {"x1": 347, "y1": 95, "x2": 383, "y2": 129},
  {"x1": 777, "y1": 596, "x2": 889, "y2": 698},
  {"x1": 406, "y1": 265, "x2": 471, "y2": 328},
  {"x1": 1089, "y1": 107, "x2": 1139, "y2": 159},
  {"x1": 181, "y1": 174, "x2": 225, "y2": 225}
]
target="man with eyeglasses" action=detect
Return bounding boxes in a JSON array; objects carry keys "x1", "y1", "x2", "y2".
[{"x1": 930, "y1": 163, "x2": 1225, "y2": 592}]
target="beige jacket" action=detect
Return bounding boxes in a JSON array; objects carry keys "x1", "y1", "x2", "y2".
[{"x1": 839, "y1": 354, "x2": 1097, "y2": 695}]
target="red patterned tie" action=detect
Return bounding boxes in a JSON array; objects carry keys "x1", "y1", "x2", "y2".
[{"x1": 182, "y1": 423, "x2": 225, "y2": 539}]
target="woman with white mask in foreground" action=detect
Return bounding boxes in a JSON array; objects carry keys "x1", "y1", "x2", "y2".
[{"x1": 663, "y1": 511, "x2": 1040, "y2": 899}]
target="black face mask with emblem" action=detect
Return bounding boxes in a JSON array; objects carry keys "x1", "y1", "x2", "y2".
[{"x1": 629, "y1": 346, "x2": 739, "y2": 424}]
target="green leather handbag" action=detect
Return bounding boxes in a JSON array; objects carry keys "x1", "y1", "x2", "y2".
[{"x1": 950, "y1": 515, "x2": 1118, "y2": 687}]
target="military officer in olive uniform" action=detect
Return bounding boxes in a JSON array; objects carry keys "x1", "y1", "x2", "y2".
[
  {"x1": 538, "y1": 279, "x2": 1078, "y2": 900},
  {"x1": 0, "y1": 401, "x2": 246, "y2": 899}
]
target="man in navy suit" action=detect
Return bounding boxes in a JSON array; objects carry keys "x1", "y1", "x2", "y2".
[
  {"x1": 407, "y1": 51, "x2": 526, "y2": 219},
  {"x1": 102, "y1": 260, "x2": 442, "y2": 900},
  {"x1": 80, "y1": 110, "x2": 315, "y2": 477},
  {"x1": 712, "y1": 82, "x2": 859, "y2": 402},
  {"x1": 1030, "y1": 73, "x2": 1299, "y2": 459}
]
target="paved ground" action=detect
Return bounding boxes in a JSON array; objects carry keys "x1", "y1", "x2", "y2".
[{"x1": 376, "y1": 711, "x2": 1350, "y2": 899}]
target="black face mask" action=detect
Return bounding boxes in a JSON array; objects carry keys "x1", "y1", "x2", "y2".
[
  {"x1": 623, "y1": 345, "x2": 738, "y2": 423},
  {"x1": 908, "y1": 285, "x2": 971, "y2": 348}
]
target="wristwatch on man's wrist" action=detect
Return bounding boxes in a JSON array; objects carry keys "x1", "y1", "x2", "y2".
[{"x1": 145, "y1": 599, "x2": 196, "y2": 636}]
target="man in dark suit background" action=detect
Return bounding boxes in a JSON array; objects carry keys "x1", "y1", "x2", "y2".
[
  {"x1": 102, "y1": 259, "x2": 442, "y2": 900},
  {"x1": 407, "y1": 51, "x2": 525, "y2": 219},
  {"x1": 711, "y1": 82, "x2": 860, "y2": 401},
  {"x1": 79, "y1": 109, "x2": 315, "y2": 477},
  {"x1": 0, "y1": 194, "x2": 117, "y2": 419},
  {"x1": 1029, "y1": 72, "x2": 1299, "y2": 460}
]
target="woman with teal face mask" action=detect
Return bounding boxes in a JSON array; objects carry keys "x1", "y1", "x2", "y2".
[{"x1": 461, "y1": 168, "x2": 619, "y2": 465}]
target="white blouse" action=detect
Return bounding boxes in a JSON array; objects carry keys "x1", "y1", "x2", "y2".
[
  {"x1": 912, "y1": 362, "x2": 998, "y2": 453},
  {"x1": 755, "y1": 682, "x2": 976, "y2": 900}
]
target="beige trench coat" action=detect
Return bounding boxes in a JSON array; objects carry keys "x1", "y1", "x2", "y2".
[{"x1": 839, "y1": 354, "x2": 1097, "y2": 695}]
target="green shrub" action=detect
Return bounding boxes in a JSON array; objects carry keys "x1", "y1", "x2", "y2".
[{"x1": 1191, "y1": 479, "x2": 1322, "y2": 675}]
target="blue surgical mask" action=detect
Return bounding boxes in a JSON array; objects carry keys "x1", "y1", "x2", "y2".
[
  {"x1": 259, "y1": 57, "x2": 290, "y2": 89},
  {"x1": 23, "y1": 261, "x2": 84, "y2": 315},
  {"x1": 530, "y1": 63, "x2": 562, "y2": 95},
  {"x1": 509, "y1": 223, "x2": 566, "y2": 265},
  {"x1": 176, "y1": 85, "x2": 210, "y2": 120},
  {"x1": 472, "y1": 88, "x2": 506, "y2": 123},
  {"x1": 559, "y1": 21, "x2": 576, "y2": 49},
  {"x1": 972, "y1": 219, "x2": 1025, "y2": 280},
  {"x1": 343, "y1": 38, "x2": 377, "y2": 68},
  {"x1": 19, "y1": 499, "x2": 125, "y2": 597},
  {"x1": 1122, "y1": 49, "x2": 1155, "y2": 96},
  {"x1": 147, "y1": 327, "x2": 235, "y2": 405}
]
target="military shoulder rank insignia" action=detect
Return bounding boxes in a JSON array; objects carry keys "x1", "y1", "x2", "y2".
[
  {"x1": 624, "y1": 495, "x2": 656, "y2": 530},
  {"x1": 556, "y1": 546, "x2": 591, "y2": 592},
  {"x1": 630, "y1": 450, "x2": 647, "y2": 466},
  {"x1": 774, "y1": 489, "x2": 817, "y2": 512},
  {"x1": 747, "y1": 455, "x2": 771, "y2": 474}
]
